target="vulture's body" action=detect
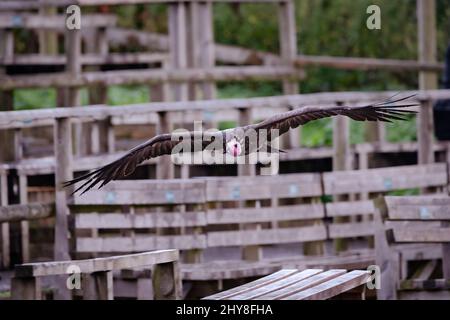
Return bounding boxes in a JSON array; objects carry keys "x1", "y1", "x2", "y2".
[{"x1": 64, "y1": 94, "x2": 418, "y2": 195}]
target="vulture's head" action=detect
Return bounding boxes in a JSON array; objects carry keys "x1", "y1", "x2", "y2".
[{"x1": 226, "y1": 136, "x2": 242, "y2": 157}]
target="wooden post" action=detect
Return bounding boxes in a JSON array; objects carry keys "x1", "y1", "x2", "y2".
[
  {"x1": 65, "y1": 26, "x2": 83, "y2": 161},
  {"x1": 87, "y1": 27, "x2": 109, "y2": 155},
  {"x1": 11, "y1": 277, "x2": 42, "y2": 300},
  {"x1": 156, "y1": 112, "x2": 174, "y2": 179},
  {"x1": 374, "y1": 198, "x2": 398, "y2": 300},
  {"x1": 237, "y1": 108, "x2": 261, "y2": 261},
  {"x1": 188, "y1": 1, "x2": 216, "y2": 100},
  {"x1": 38, "y1": 5, "x2": 58, "y2": 55},
  {"x1": 53, "y1": 117, "x2": 73, "y2": 300},
  {"x1": 0, "y1": 29, "x2": 15, "y2": 162},
  {"x1": 442, "y1": 221, "x2": 450, "y2": 280},
  {"x1": 417, "y1": 0, "x2": 437, "y2": 165},
  {"x1": 19, "y1": 174, "x2": 30, "y2": 263},
  {"x1": 332, "y1": 103, "x2": 351, "y2": 253},
  {"x1": 0, "y1": 172, "x2": 9, "y2": 268},
  {"x1": 278, "y1": 0, "x2": 300, "y2": 149},
  {"x1": 90, "y1": 271, "x2": 114, "y2": 300},
  {"x1": 169, "y1": 2, "x2": 189, "y2": 102},
  {"x1": 152, "y1": 261, "x2": 182, "y2": 300}
]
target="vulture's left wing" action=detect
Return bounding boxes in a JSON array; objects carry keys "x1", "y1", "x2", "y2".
[{"x1": 250, "y1": 94, "x2": 418, "y2": 139}]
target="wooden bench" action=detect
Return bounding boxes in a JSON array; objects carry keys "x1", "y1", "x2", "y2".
[
  {"x1": 374, "y1": 196, "x2": 450, "y2": 300},
  {"x1": 202, "y1": 268, "x2": 370, "y2": 300},
  {"x1": 323, "y1": 163, "x2": 448, "y2": 253},
  {"x1": 10, "y1": 249, "x2": 181, "y2": 300}
]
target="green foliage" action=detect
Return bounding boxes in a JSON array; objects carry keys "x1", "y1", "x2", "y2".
[
  {"x1": 108, "y1": 85, "x2": 149, "y2": 105},
  {"x1": 11, "y1": 1, "x2": 450, "y2": 148}
]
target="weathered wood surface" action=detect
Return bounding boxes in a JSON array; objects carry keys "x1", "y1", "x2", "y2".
[
  {"x1": 323, "y1": 163, "x2": 447, "y2": 195},
  {"x1": 73, "y1": 180, "x2": 206, "y2": 205},
  {"x1": 283, "y1": 270, "x2": 369, "y2": 300},
  {"x1": 0, "y1": 14, "x2": 117, "y2": 29},
  {"x1": 207, "y1": 204, "x2": 324, "y2": 224},
  {"x1": 207, "y1": 226, "x2": 327, "y2": 247},
  {"x1": 1, "y1": 53, "x2": 167, "y2": 66},
  {"x1": 204, "y1": 173, "x2": 323, "y2": 201},
  {"x1": 106, "y1": 28, "x2": 444, "y2": 71},
  {"x1": 203, "y1": 268, "x2": 369, "y2": 300},
  {"x1": 0, "y1": 66, "x2": 305, "y2": 90},
  {"x1": 0, "y1": 204, "x2": 54, "y2": 223},
  {"x1": 375, "y1": 194, "x2": 450, "y2": 299},
  {"x1": 76, "y1": 234, "x2": 207, "y2": 252},
  {"x1": 294, "y1": 55, "x2": 443, "y2": 72},
  {"x1": 15, "y1": 249, "x2": 179, "y2": 277},
  {"x1": 0, "y1": 90, "x2": 448, "y2": 129},
  {"x1": 385, "y1": 196, "x2": 450, "y2": 220},
  {"x1": 75, "y1": 211, "x2": 207, "y2": 229}
]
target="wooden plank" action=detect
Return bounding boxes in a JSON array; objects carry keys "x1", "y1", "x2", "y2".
[
  {"x1": 15, "y1": 249, "x2": 179, "y2": 277},
  {"x1": 0, "y1": 90, "x2": 447, "y2": 129},
  {"x1": 0, "y1": 14, "x2": 117, "y2": 29},
  {"x1": 0, "y1": 66, "x2": 306, "y2": 90},
  {"x1": 282, "y1": 270, "x2": 369, "y2": 300},
  {"x1": 392, "y1": 228, "x2": 450, "y2": 243},
  {"x1": 75, "y1": 211, "x2": 207, "y2": 229},
  {"x1": 325, "y1": 200, "x2": 374, "y2": 217},
  {"x1": 385, "y1": 196, "x2": 450, "y2": 220},
  {"x1": 203, "y1": 269, "x2": 299, "y2": 300},
  {"x1": 207, "y1": 225, "x2": 327, "y2": 247},
  {"x1": 328, "y1": 222, "x2": 374, "y2": 239},
  {"x1": 1, "y1": 52, "x2": 168, "y2": 66},
  {"x1": 73, "y1": 180, "x2": 206, "y2": 205},
  {"x1": 323, "y1": 164, "x2": 447, "y2": 195},
  {"x1": 294, "y1": 54, "x2": 443, "y2": 72},
  {"x1": 76, "y1": 234, "x2": 207, "y2": 253},
  {"x1": 153, "y1": 261, "x2": 182, "y2": 300},
  {"x1": 257, "y1": 269, "x2": 347, "y2": 300},
  {"x1": 207, "y1": 203, "x2": 325, "y2": 225},
  {"x1": 230, "y1": 269, "x2": 323, "y2": 300},
  {"x1": 205, "y1": 173, "x2": 322, "y2": 201}
]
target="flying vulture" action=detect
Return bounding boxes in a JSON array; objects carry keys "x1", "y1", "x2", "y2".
[{"x1": 64, "y1": 94, "x2": 418, "y2": 195}]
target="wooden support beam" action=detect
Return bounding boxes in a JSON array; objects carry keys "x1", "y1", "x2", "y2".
[
  {"x1": 38, "y1": 5, "x2": 58, "y2": 55},
  {"x1": 156, "y1": 111, "x2": 174, "y2": 179},
  {"x1": 0, "y1": 172, "x2": 9, "y2": 268},
  {"x1": 278, "y1": 0, "x2": 300, "y2": 149},
  {"x1": 332, "y1": 103, "x2": 352, "y2": 253},
  {"x1": 53, "y1": 117, "x2": 73, "y2": 299},
  {"x1": 417, "y1": 0, "x2": 437, "y2": 165},
  {"x1": 152, "y1": 261, "x2": 182, "y2": 300},
  {"x1": 19, "y1": 174, "x2": 30, "y2": 263},
  {"x1": 169, "y1": 2, "x2": 189, "y2": 101},
  {"x1": 54, "y1": 117, "x2": 72, "y2": 261}
]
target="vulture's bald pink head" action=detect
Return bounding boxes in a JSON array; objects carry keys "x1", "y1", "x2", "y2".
[{"x1": 226, "y1": 137, "x2": 242, "y2": 157}]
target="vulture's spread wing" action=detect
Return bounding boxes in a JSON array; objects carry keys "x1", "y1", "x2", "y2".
[
  {"x1": 64, "y1": 131, "x2": 222, "y2": 195},
  {"x1": 250, "y1": 94, "x2": 418, "y2": 139}
]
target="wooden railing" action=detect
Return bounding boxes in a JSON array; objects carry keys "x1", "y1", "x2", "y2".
[{"x1": 11, "y1": 249, "x2": 181, "y2": 300}]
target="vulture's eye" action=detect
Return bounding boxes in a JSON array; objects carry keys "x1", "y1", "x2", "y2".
[{"x1": 234, "y1": 143, "x2": 238, "y2": 148}]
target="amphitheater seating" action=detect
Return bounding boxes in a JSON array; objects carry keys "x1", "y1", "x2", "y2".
[{"x1": 374, "y1": 196, "x2": 450, "y2": 300}]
